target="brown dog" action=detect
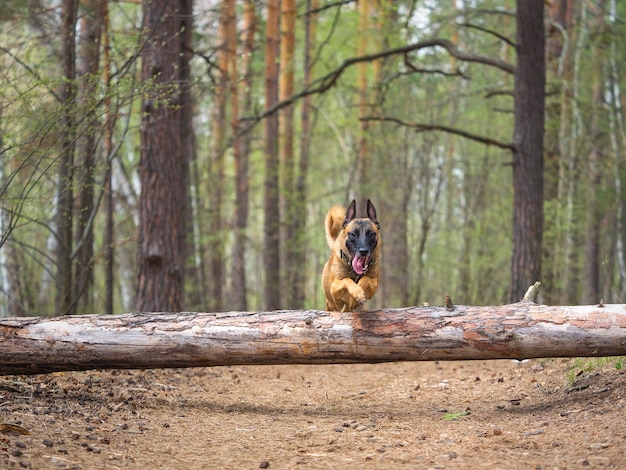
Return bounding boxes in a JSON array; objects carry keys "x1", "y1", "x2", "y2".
[{"x1": 321, "y1": 199, "x2": 381, "y2": 312}]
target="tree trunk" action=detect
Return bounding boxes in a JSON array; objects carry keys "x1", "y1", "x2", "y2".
[
  {"x1": 136, "y1": 0, "x2": 188, "y2": 312},
  {"x1": 74, "y1": 0, "x2": 103, "y2": 315},
  {"x1": 543, "y1": 0, "x2": 575, "y2": 306},
  {"x1": 264, "y1": 0, "x2": 281, "y2": 310},
  {"x1": 292, "y1": 0, "x2": 317, "y2": 308},
  {"x1": 509, "y1": 0, "x2": 545, "y2": 302},
  {"x1": 606, "y1": 4, "x2": 626, "y2": 300},
  {"x1": 102, "y1": 0, "x2": 115, "y2": 314},
  {"x1": 55, "y1": 0, "x2": 78, "y2": 316},
  {"x1": 279, "y1": 0, "x2": 297, "y2": 308},
  {"x1": 4, "y1": 239, "x2": 30, "y2": 316},
  {"x1": 1, "y1": 302, "x2": 624, "y2": 375},
  {"x1": 355, "y1": 0, "x2": 371, "y2": 206},
  {"x1": 231, "y1": 0, "x2": 256, "y2": 311},
  {"x1": 582, "y1": 2, "x2": 607, "y2": 305},
  {"x1": 179, "y1": 0, "x2": 195, "y2": 311},
  {"x1": 207, "y1": 0, "x2": 230, "y2": 312}
]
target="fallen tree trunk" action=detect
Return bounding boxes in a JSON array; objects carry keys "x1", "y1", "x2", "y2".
[{"x1": 1, "y1": 302, "x2": 625, "y2": 375}]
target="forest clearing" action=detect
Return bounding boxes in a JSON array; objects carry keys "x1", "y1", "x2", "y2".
[
  {"x1": 2, "y1": 0, "x2": 626, "y2": 468},
  {"x1": 3, "y1": 1, "x2": 626, "y2": 316},
  {"x1": 1, "y1": 301, "x2": 625, "y2": 468}
]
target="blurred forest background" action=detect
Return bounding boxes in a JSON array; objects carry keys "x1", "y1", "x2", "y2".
[{"x1": 1, "y1": 0, "x2": 625, "y2": 316}]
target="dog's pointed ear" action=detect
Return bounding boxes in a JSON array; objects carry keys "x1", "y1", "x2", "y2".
[
  {"x1": 367, "y1": 199, "x2": 379, "y2": 228},
  {"x1": 344, "y1": 200, "x2": 357, "y2": 226}
]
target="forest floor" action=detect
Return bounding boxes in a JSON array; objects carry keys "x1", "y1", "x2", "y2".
[{"x1": 0, "y1": 357, "x2": 624, "y2": 469}]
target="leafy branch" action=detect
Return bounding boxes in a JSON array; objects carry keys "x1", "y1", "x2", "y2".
[{"x1": 237, "y1": 38, "x2": 514, "y2": 139}]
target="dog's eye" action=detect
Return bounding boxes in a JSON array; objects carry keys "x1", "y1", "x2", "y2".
[
  {"x1": 349, "y1": 230, "x2": 358, "y2": 238},
  {"x1": 366, "y1": 230, "x2": 376, "y2": 238}
]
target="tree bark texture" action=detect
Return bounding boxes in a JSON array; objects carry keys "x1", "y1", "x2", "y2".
[
  {"x1": 55, "y1": 0, "x2": 78, "y2": 316},
  {"x1": 510, "y1": 0, "x2": 545, "y2": 302},
  {"x1": 136, "y1": 0, "x2": 188, "y2": 312},
  {"x1": 75, "y1": 0, "x2": 104, "y2": 315},
  {"x1": 207, "y1": 0, "x2": 229, "y2": 312},
  {"x1": 582, "y1": 4, "x2": 607, "y2": 305},
  {"x1": 355, "y1": 0, "x2": 371, "y2": 205},
  {"x1": 291, "y1": 0, "x2": 316, "y2": 309},
  {"x1": 263, "y1": 0, "x2": 281, "y2": 310},
  {"x1": 1, "y1": 303, "x2": 624, "y2": 376},
  {"x1": 279, "y1": 0, "x2": 297, "y2": 308},
  {"x1": 102, "y1": 0, "x2": 115, "y2": 314},
  {"x1": 231, "y1": 0, "x2": 256, "y2": 311},
  {"x1": 179, "y1": 0, "x2": 195, "y2": 311}
]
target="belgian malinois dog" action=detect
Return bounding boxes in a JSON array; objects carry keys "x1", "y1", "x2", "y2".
[{"x1": 321, "y1": 199, "x2": 381, "y2": 312}]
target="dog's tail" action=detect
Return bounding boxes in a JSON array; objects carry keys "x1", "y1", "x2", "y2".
[{"x1": 325, "y1": 205, "x2": 345, "y2": 249}]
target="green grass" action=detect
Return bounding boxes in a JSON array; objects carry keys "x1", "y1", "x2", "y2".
[
  {"x1": 442, "y1": 411, "x2": 470, "y2": 421},
  {"x1": 566, "y1": 357, "x2": 624, "y2": 382}
]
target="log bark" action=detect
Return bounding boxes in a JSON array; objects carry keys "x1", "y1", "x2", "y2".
[{"x1": 1, "y1": 302, "x2": 625, "y2": 375}]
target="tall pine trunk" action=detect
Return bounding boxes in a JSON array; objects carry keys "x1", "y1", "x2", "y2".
[
  {"x1": 179, "y1": 0, "x2": 195, "y2": 310},
  {"x1": 264, "y1": 0, "x2": 281, "y2": 310},
  {"x1": 74, "y1": 0, "x2": 103, "y2": 314},
  {"x1": 292, "y1": 0, "x2": 317, "y2": 308},
  {"x1": 355, "y1": 0, "x2": 370, "y2": 206},
  {"x1": 56, "y1": 0, "x2": 78, "y2": 316},
  {"x1": 207, "y1": 0, "x2": 230, "y2": 312},
  {"x1": 102, "y1": 0, "x2": 115, "y2": 314},
  {"x1": 509, "y1": 0, "x2": 545, "y2": 302},
  {"x1": 279, "y1": 0, "x2": 297, "y2": 307},
  {"x1": 136, "y1": 0, "x2": 189, "y2": 312},
  {"x1": 543, "y1": 0, "x2": 575, "y2": 305},
  {"x1": 582, "y1": 2, "x2": 607, "y2": 304},
  {"x1": 232, "y1": 0, "x2": 256, "y2": 311}
]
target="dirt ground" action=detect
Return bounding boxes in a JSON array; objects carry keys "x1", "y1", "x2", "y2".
[{"x1": 0, "y1": 357, "x2": 624, "y2": 469}]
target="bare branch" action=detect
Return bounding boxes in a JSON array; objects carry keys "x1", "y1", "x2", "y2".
[
  {"x1": 458, "y1": 22, "x2": 516, "y2": 48},
  {"x1": 459, "y1": 8, "x2": 515, "y2": 18},
  {"x1": 0, "y1": 45, "x2": 62, "y2": 103},
  {"x1": 403, "y1": 55, "x2": 470, "y2": 79},
  {"x1": 361, "y1": 115, "x2": 515, "y2": 151},
  {"x1": 424, "y1": 38, "x2": 514, "y2": 74},
  {"x1": 237, "y1": 39, "x2": 514, "y2": 139},
  {"x1": 301, "y1": 0, "x2": 355, "y2": 17},
  {"x1": 485, "y1": 89, "x2": 514, "y2": 99}
]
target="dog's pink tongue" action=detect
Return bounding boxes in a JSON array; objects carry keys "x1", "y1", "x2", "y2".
[{"x1": 352, "y1": 255, "x2": 367, "y2": 275}]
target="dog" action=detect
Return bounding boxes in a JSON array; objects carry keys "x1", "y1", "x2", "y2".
[{"x1": 321, "y1": 199, "x2": 381, "y2": 312}]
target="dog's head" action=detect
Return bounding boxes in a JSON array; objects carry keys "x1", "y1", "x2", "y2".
[{"x1": 342, "y1": 199, "x2": 380, "y2": 275}]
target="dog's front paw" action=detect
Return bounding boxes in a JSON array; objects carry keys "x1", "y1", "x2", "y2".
[{"x1": 349, "y1": 285, "x2": 367, "y2": 305}]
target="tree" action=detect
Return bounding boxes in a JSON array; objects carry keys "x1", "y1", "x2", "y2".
[
  {"x1": 135, "y1": 0, "x2": 191, "y2": 312},
  {"x1": 291, "y1": 0, "x2": 318, "y2": 308},
  {"x1": 582, "y1": 2, "x2": 607, "y2": 304},
  {"x1": 207, "y1": 0, "x2": 230, "y2": 312},
  {"x1": 231, "y1": 0, "x2": 256, "y2": 311},
  {"x1": 264, "y1": 0, "x2": 281, "y2": 310},
  {"x1": 179, "y1": 0, "x2": 195, "y2": 313},
  {"x1": 543, "y1": 0, "x2": 575, "y2": 305},
  {"x1": 355, "y1": 0, "x2": 373, "y2": 207},
  {"x1": 102, "y1": 0, "x2": 115, "y2": 314},
  {"x1": 4, "y1": 1, "x2": 626, "y2": 317},
  {"x1": 509, "y1": 0, "x2": 545, "y2": 302},
  {"x1": 55, "y1": 0, "x2": 78, "y2": 316},
  {"x1": 74, "y1": 0, "x2": 104, "y2": 314},
  {"x1": 280, "y1": 0, "x2": 297, "y2": 308}
]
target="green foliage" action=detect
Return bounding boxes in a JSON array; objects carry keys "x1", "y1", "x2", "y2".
[
  {"x1": 442, "y1": 410, "x2": 470, "y2": 421},
  {"x1": 1, "y1": 1, "x2": 626, "y2": 315},
  {"x1": 566, "y1": 357, "x2": 625, "y2": 383}
]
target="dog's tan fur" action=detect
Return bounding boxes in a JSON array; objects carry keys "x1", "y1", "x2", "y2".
[{"x1": 321, "y1": 200, "x2": 380, "y2": 312}]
